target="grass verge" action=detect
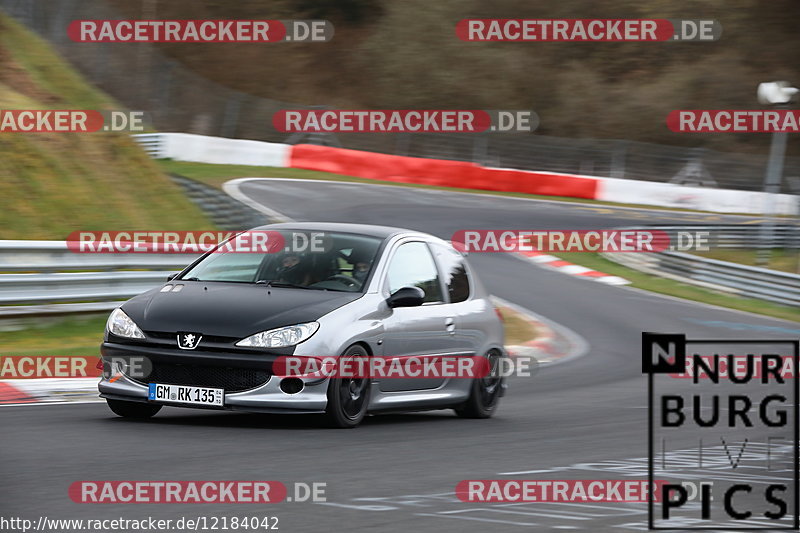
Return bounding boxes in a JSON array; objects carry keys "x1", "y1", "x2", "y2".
[
  {"x1": 497, "y1": 306, "x2": 538, "y2": 346},
  {"x1": 0, "y1": 315, "x2": 106, "y2": 356}
]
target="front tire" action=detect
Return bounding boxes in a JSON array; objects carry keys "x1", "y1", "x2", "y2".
[
  {"x1": 106, "y1": 399, "x2": 162, "y2": 419},
  {"x1": 455, "y1": 350, "x2": 504, "y2": 419},
  {"x1": 324, "y1": 344, "x2": 371, "y2": 428}
]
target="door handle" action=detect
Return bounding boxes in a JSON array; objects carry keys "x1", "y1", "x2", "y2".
[{"x1": 445, "y1": 317, "x2": 456, "y2": 335}]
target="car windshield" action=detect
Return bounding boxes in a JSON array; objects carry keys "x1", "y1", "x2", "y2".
[{"x1": 179, "y1": 230, "x2": 382, "y2": 292}]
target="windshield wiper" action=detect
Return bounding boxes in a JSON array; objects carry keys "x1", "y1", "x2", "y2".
[{"x1": 255, "y1": 279, "x2": 314, "y2": 290}]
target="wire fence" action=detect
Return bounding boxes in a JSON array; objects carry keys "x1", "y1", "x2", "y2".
[{"x1": 2, "y1": 0, "x2": 800, "y2": 193}]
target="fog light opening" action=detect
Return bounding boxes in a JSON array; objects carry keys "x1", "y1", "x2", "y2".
[{"x1": 280, "y1": 378, "x2": 304, "y2": 395}]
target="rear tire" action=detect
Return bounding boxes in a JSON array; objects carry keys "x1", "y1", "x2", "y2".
[
  {"x1": 455, "y1": 350, "x2": 504, "y2": 419},
  {"x1": 106, "y1": 399, "x2": 162, "y2": 419},
  {"x1": 324, "y1": 344, "x2": 371, "y2": 428}
]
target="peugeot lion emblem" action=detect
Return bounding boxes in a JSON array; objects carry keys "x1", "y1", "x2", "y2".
[{"x1": 177, "y1": 332, "x2": 202, "y2": 350}]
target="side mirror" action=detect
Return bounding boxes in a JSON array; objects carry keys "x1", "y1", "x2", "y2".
[
  {"x1": 167, "y1": 273, "x2": 179, "y2": 281},
  {"x1": 387, "y1": 286, "x2": 425, "y2": 308}
]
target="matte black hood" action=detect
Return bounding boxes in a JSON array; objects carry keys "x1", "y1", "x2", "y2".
[{"x1": 121, "y1": 282, "x2": 361, "y2": 338}]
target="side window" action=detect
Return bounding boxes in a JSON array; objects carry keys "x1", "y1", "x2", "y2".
[
  {"x1": 431, "y1": 243, "x2": 471, "y2": 303},
  {"x1": 386, "y1": 242, "x2": 443, "y2": 303}
]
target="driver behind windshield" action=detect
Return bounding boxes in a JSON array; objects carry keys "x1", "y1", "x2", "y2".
[
  {"x1": 275, "y1": 252, "x2": 310, "y2": 285},
  {"x1": 347, "y1": 249, "x2": 373, "y2": 284}
]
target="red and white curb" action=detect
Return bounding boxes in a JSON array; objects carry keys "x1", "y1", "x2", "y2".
[
  {"x1": 493, "y1": 297, "x2": 588, "y2": 367},
  {"x1": 516, "y1": 248, "x2": 630, "y2": 286},
  {"x1": 0, "y1": 378, "x2": 100, "y2": 406}
]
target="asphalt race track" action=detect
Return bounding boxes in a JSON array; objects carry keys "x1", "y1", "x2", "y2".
[{"x1": 3, "y1": 179, "x2": 799, "y2": 532}]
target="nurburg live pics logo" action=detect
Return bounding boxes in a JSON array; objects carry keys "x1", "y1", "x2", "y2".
[{"x1": 642, "y1": 333, "x2": 799, "y2": 530}]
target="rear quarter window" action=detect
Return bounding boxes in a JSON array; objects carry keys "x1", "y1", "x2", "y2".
[{"x1": 431, "y1": 243, "x2": 471, "y2": 303}]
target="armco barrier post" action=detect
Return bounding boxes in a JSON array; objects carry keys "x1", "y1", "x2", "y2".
[{"x1": 758, "y1": 125, "x2": 788, "y2": 265}]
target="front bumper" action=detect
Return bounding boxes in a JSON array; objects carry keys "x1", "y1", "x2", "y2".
[{"x1": 99, "y1": 342, "x2": 329, "y2": 414}]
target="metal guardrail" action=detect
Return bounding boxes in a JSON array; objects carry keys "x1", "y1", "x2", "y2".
[
  {"x1": 647, "y1": 225, "x2": 800, "y2": 249},
  {"x1": 133, "y1": 133, "x2": 165, "y2": 158},
  {"x1": 0, "y1": 241, "x2": 198, "y2": 318},
  {"x1": 0, "y1": 240, "x2": 193, "y2": 272},
  {"x1": 604, "y1": 249, "x2": 800, "y2": 307},
  {"x1": 603, "y1": 225, "x2": 800, "y2": 307}
]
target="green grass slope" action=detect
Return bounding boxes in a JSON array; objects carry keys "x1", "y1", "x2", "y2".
[{"x1": 0, "y1": 13, "x2": 214, "y2": 239}]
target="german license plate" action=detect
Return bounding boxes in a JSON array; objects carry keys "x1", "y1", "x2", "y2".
[{"x1": 148, "y1": 383, "x2": 224, "y2": 406}]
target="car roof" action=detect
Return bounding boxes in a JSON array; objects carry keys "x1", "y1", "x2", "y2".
[{"x1": 251, "y1": 222, "x2": 422, "y2": 241}]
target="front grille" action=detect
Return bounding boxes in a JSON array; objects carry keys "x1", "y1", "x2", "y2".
[{"x1": 128, "y1": 363, "x2": 271, "y2": 393}]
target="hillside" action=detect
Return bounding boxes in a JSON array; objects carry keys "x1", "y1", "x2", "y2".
[
  {"x1": 0, "y1": 13, "x2": 214, "y2": 240},
  {"x1": 107, "y1": 0, "x2": 800, "y2": 155}
]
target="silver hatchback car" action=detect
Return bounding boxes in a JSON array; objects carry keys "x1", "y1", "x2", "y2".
[{"x1": 99, "y1": 223, "x2": 506, "y2": 427}]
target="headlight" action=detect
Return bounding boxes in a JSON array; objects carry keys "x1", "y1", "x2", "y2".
[
  {"x1": 106, "y1": 308, "x2": 145, "y2": 339},
  {"x1": 235, "y1": 322, "x2": 319, "y2": 348}
]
